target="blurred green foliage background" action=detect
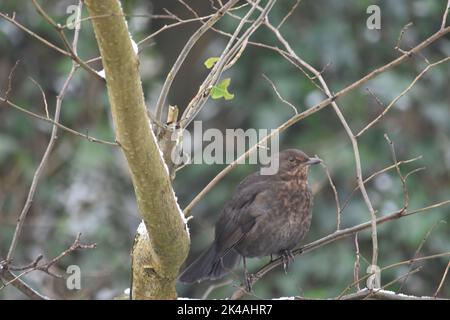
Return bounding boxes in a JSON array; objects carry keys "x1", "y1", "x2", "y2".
[{"x1": 0, "y1": 0, "x2": 449, "y2": 299}]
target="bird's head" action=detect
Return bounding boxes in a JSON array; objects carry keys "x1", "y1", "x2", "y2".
[{"x1": 276, "y1": 149, "x2": 322, "y2": 180}]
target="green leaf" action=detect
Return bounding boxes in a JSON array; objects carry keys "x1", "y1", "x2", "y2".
[
  {"x1": 204, "y1": 57, "x2": 220, "y2": 69},
  {"x1": 210, "y1": 78, "x2": 234, "y2": 100}
]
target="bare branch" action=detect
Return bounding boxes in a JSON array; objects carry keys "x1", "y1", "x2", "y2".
[
  {"x1": 434, "y1": 262, "x2": 450, "y2": 297},
  {"x1": 180, "y1": 0, "x2": 277, "y2": 129},
  {"x1": 353, "y1": 234, "x2": 361, "y2": 291},
  {"x1": 0, "y1": 269, "x2": 50, "y2": 300},
  {"x1": 442, "y1": 0, "x2": 450, "y2": 30},
  {"x1": 0, "y1": 12, "x2": 69, "y2": 56},
  {"x1": 2, "y1": 59, "x2": 20, "y2": 100},
  {"x1": 357, "y1": 56, "x2": 450, "y2": 137},
  {"x1": 31, "y1": 0, "x2": 103, "y2": 81},
  {"x1": 340, "y1": 156, "x2": 422, "y2": 214},
  {"x1": 1, "y1": 233, "x2": 95, "y2": 294},
  {"x1": 39, "y1": 233, "x2": 96, "y2": 275},
  {"x1": 277, "y1": 0, "x2": 301, "y2": 29},
  {"x1": 6, "y1": 0, "x2": 84, "y2": 262},
  {"x1": 262, "y1": 74, "x2": 298, "y2": 115},
  {"x1": 0, "y1": 97, "x2": 118, "y2": 146},
  {"x1": 384, "y1": 134, "x2": 409, "y2": 208},
  {"x1": 28, "y1": 77, "x2": 49, "y2": 119},
  {"x1": 154, "y1": 0, "x2": 239, "y2": 125},
  {"x1": 230, "y1": 200, "x2": 450, "y2": 299},
  {"x1": 319, "y1": 161, "x2": 341, "y2": 229},
  {"x1": 399, "y1": 220, "x2": 445, "y2": 292}
]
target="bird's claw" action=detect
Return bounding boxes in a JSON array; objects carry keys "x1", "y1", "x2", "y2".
[{"x1": 281, "y1": 250, "x2": 295, "y2": 274}]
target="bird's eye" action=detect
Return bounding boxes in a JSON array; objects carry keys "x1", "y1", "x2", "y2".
[{"x1": 288, "y1": 156, "x2": 296, "y2": 163}]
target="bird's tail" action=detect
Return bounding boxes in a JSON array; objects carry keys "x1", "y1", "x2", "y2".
[{"x1": 178, "y1": 243, "x2": 240, "y2": 283}]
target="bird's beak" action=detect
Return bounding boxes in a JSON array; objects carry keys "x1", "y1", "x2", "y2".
[{"x1": 305, "y1": 156, "x2": 322, "y2": 165}]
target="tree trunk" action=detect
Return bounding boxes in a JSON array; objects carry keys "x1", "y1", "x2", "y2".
[{"x1": 84, "y1": 0, "x2": 190, "y2": 300}]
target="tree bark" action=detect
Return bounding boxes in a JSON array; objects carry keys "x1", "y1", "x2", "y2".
[{"x1": 84, "y1": 0, "x2": 190, "y2": 299}]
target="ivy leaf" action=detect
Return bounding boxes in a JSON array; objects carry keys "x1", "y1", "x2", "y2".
[
  {"x1": 204, "y1": 57, "x2": 220, "y2": 69},
  {"x1": 210, "y1": 78, "x2": 234, "y2": 100}
]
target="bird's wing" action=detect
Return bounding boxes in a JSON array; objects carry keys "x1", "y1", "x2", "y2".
[{"x1": 214, "y1": 172, "x2": 274, "y2": 255}]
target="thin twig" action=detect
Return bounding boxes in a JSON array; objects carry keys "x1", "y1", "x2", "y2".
[
  {"x1": 31, "y1": 0, "x2": 103, "y2": 81},
  {"x1": 39, "y1": 233, "x2": 96, "y2": 276},
  {"x1": 201, "y1": 279, "x2": 233, "y2": 299},
  {"x1": 365, "y1": 87, "x2": 386, "y2": 111},
  {"x1": 398, "y1": 220, "x2": 445, "y2": 292},
  {"x1": 434, "y1": 262, "x2": 450, "y2": 297},
  {"x1": 137, "y1": 2, "x2": 250, "y2": 47},
  {"x1": 0, "y1": 97, "x2": 118, "y2": 146},
  {"x1": 340, "y1": 156, "x2": 422, "y2": 214},
  {"x1": 2, "y1": 59, "x2": 20, "y2": 101},
  {"x1": 1, "y1": 233, "x2": 96, "y2": 290},
  {"x1": 353, "y1": 234, "x2": 361, "y2": 291},
  {"x1": 276, "y1": 0, "x2": 301, "y2": 29},
  {"x1": 262, "y1": 74, "x2": 298, "y2": 115},
  {"x1": 0, "y1": 269, "x2": 50, "y2": 300},
  {"x1": 384, "y1": 134, "x2": 409, "y2": 208},
  {"x1": 28, "y1": 77, "x2": 49, "y2": 119},
  {"x1": 0, "y1": 12, "x2": 70, "y2": 56},
  {"x1": 319, "y1": 161, "x2": 341, "y2": 229},
  {"x1": 357, "y1": 56, "x2": 450, "y2": 137}
]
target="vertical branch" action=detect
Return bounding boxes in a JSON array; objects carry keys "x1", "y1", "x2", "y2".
[
  {"x1": 442, "y1": 0, "x2": 450, "y2": 30},
  {"x1": 6, "y1": 1, "x2": 83, "y2": 263},
  {"x1": 154, "y1": 0, "x2": 239, "y2": 125},
  {"x1": 353, "y1": 234, "x2": 361, "y2": 291},
  {"x1": 320, "y1": 162, "x2": 341, "y2": 229}
]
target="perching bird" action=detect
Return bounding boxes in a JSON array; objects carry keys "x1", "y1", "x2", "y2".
[{"x1": 179, "y1": 149, "x2": 321, "y2": 285}]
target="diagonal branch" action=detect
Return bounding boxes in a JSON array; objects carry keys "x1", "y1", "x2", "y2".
[
  {"x1": 356, "y1": 56, "x2": 450, "y2": 137},
  {"x1": 154, "y1": 0, "x2": 239, "y2": 125},
  {"x1": 0, "y1": 96, "x2": 118, "y2": 146},
  {"x1": 230, "y1": 200, "x2": 450, "y2": 299},
  {"x1": 184, "y1": 24, "x2": 450, "y2": 214}
]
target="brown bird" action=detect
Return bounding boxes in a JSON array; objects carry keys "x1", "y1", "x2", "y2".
[{"x1": 179, "y1": 149, "x2": 321, "y2": 286}]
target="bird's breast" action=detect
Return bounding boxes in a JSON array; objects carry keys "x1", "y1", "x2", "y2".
[{"x1": 275, "y1": 181, "x2": 312, "y2": 214}]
